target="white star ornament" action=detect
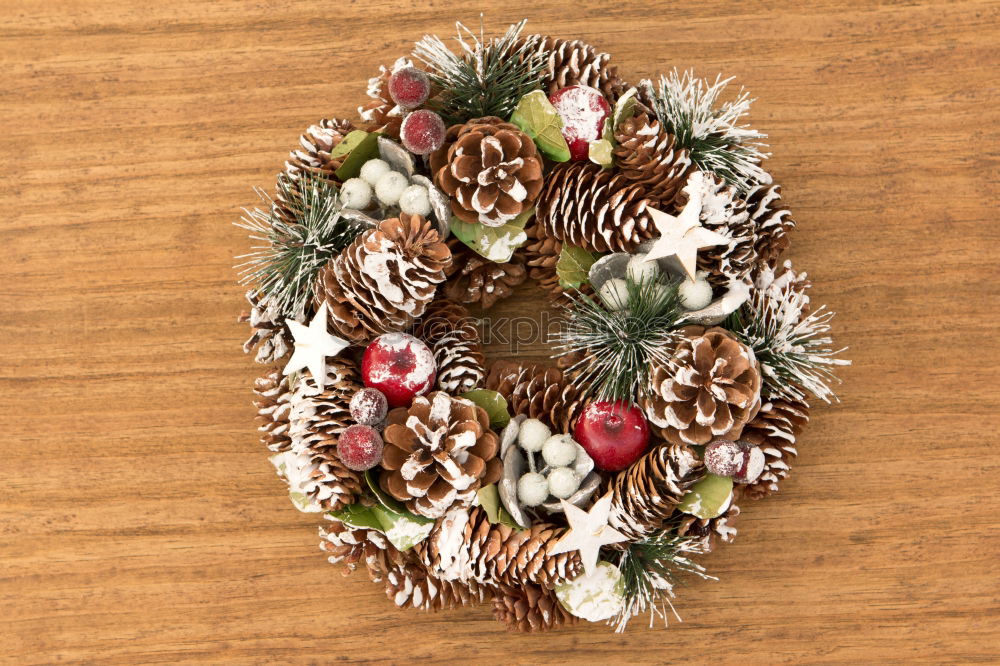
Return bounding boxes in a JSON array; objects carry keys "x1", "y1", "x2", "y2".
[
  {"x1": 282, "y1": 302, "x2": 350, "y2": 390},
  {"x1": 550, "y1": 491, "x2": 629, "y2": 576}
]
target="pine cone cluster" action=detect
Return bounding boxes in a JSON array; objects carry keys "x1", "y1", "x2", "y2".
[
  {"x1": 642, "y1": 326, "x2": 762, "y2": 446},
  {"x1": 443, "y1": 238, "x2": 527, "y2": 309},
  {"x1": 412, "y1": 299, "x2": 486, "y2": 394},
  {"x1": 522, "y1": 35, "x2": 628, "y2": 102},
  {"x1": 239, "y1": 290, "x2": 292, "y2": 364},
  {"x1": 380, "y1": 392, "x2": 502, "y2": 519},
  {"x1": 315, "y1": 214, "x2": 451, "y2": 343},
  {"x1": 738, "y1": 398, "x2": 810, "y2": 499},
  {"x1": 485, "y1": 361, "x2": 585, "y2": 433},
  {"x1": 606, "y1": 444, "x2": 705, "y2": 542},
  {"x1": 613, "y1": 113, "x2": 692, "y2": 209},
  {"x1": 430, "y1": 117, "x2": 544, "y2": 227},
  {"x1": 536, "y1": 161, "x2": 657, "y2": 253}
]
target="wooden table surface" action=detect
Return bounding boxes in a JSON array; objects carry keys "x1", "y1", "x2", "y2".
[{"x1": 3, "y1": 0, "x2": 999, "y2": 663}]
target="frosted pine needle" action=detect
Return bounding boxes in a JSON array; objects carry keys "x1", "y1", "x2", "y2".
[
  {"x1": 727, "y1": 262, "x2": 850, "y2": 403},
  {"x1": 413, "y1": 19, "x2": 547, "y2": 123},
  {"x1": 643, "y1": 69, "x2": 770, "y2": 190},
  {"x1": 235, "y1": 173, "x2": 363, "y2": 320}
]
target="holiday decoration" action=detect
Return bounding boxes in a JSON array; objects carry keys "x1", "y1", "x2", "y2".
[{"x1": 236, "y1": 19, "x2": 848, "y2": 633}]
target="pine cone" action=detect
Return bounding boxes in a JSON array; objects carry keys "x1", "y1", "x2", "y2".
[
  {"x1": 492, "y1": 583, "x2": 577, "y2": 633},
  {"x1": 412, "y1": 299, "x2": 486, "y2": 394},
  {"x1": 536, "y1": 161, "x2": 656, "y2": 253},
  {"x1": 737, "y1": 398, "x2": 810, "y2": 499},
  {"x1": 380, "y1": 392, "x2": 502, "y2": 518},
  {"x1": 675, "y1": 498, "x2": 741, "y2": 554},
  {"x1": 270, "y1": 445, "x2": 363, "y2": 513},
  {"x1": 287, "y1": 358, "x2": 362, "y2": 453},
  {"x1": 521, "y1": 223, "x2": 595, "y2": 303},
  {"x1": 319, "y1": 520, "x2": 401, "y2": 581},
  {"x1": 429, "y1": 117, "x2": 544, "y2": 227},
  {"x1": 384, "y1": 561, "x2": 484, "y2": 611},
  {"x1": 606, "y1": 444, "x2": 705, "y2": 542},
  {"x1": 484, "y1": 361, "x2": 584, "y2": 433},
  {"x1": 613, "y1": 113, "x2": 692, "y2": 208},
  {"x1": 522, "y1": 35, "x2": 628, "y2": 102},
  {"x1": 253, "y1": 369, "x2": 293, "y2": 453},
  {"x1": 314, "y1": 214, "x2": 451, "y2": 344},
  {"x1": 239, "y1": 290, "x2": 292, "y2": 364},
  {"x1": 358, "y1": 58, "x2": 411, "y2": 139},
  {"x1": 642, "y1": 326, "x2": 762, "y2": 446},
  {"x1": 745, "y1": 183, "x2": 796, "y2": 273},
  {"x1": 274, "y1": 118, "x2": 355, "y2": 225},
  {"x1": 443, "y1": 238, "x2": 527, "y2": 309}
]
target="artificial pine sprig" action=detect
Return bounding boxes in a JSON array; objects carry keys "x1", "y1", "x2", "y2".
[
  {"x1": 555, "y1": 273, "x2": 684, "y2": 403},
  {"x1": 642, "y1": 69, "x2": 769, "y2": 191},
  {"x1": 725, "y1": 264, "x2": 850, "y2": 403},
  {"x1": 235, "y1": 172, "x2": 364, "y2": 320},
  {"x1": 413, "y1": 19, "x2": 548, "y2": 123},
  {"x1": 610, "y1": 531, "x2": 715, "y2": 633}
]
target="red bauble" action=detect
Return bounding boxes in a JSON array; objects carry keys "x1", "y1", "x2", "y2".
[
  {"x1": 573, "y1": 400, "x2": 649, "y2": 471},
  {"x1": 387, "y1": 66, "x2": 430, "y2": 109},
  {"x1": 549, "y1": 85, "x2": 611, "y2": 161},
  {"x1": 361, "y1": 332, "x2": 436, "y2": 408},
  {"x1": 400, "y1": 109, "x2": 446, "y2": 155},
  {"x1": 337, "y1": 424, "x2": 384, "y2": 471}
]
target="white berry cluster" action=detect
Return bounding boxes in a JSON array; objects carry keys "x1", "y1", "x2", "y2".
[
  {"x1": 515, "y1": 419, "x2": 585, "y2": 507},
  {"x1": 340, "y1": 158, "x2": 433, "y2": 217},
  {"x1": 598, "y1": 255, "x2": 713, "y2": 312}
]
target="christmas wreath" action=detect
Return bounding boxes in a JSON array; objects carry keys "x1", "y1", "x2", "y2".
[{"x1": 236, "y1": 20, "x2": 849, "y2": 632}]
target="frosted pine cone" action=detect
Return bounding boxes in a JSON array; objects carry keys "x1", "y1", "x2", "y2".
[
  {"x1": 521, "y1": 35, "x2": 628, "y2": 102},
  {"x1": 315, "y1": 214, "x2": 451, "y2": 343},
  {"x1": 642, "y1": 326, "x2": 762, "y2": 446},
  {"x1": 536, "y1": 161, "x2": 657, "y2": 253},
  {"x1": 239, "y1": 290, "x2": 292, "y2": 364},
  {"x1": 745, "y1": 182, "x2": 796, "y2": 273},
  {"x1": 358, "y1": 58, "x2": 412, "y2": 139},
  {"x1": 613, "y1": 113, "x2": 692, "y2": 208},
  {"x1": 429, "y1": 117, "x2": 544, "y2": 227},
  {"x1": 484, "y1": 361, "x2": 584, "y2": 433},
  {"x1": 274, "y1": 118, "x2": 355, "y2": 224},
  {"x1": 606, "y1": 444, "x2": 704, "y2": 542},
  {"x1": 384, "y1": 561, "x2": 485, "y2": 611},
  {"x1": 253, "y1": 369, "x2": 293, "y2": 453},
  {"x1": 320, "y1": 520, "x2": 401, "y2": 581},
  {"x1": 287, "y1": 358, "x2": 362, "y2": 454},
  {"x1": 412, "y1": 299, "x2": 486, "y2": 394},
  {"x1": 269, "y1": 446, "x2": 362, "y2": 513},
  {"x1": 738, "y1": 398, "x2": 810, "y2": 499},
  {"x1": 380, "y1": 392, "x2": 502, "y2": 519},
  {"x1": 443, "y1": 238, "x2": 527, "y2": 309}
]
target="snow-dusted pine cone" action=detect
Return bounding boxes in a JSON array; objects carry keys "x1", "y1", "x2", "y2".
[
  {"x1": 613, "y1": 113, "x2": 692, "y2": 208},
  {"x1": 380, "y1": 392, "x2": 502, "y2": 519},
  {"x1": 521, "y1": 34, "x2": 628, "y2": 102},
  {"x1": 738, "y1": 398, "x2": 810, "y2": 499},
  {"x1": 412, "y1": 299, "x2": 486, "y2": 394},
  {"x1": 675, "y1": 497, "x2": 741, "y2": 553},
  {"x1": 319, "y1": 520, "x2": 401, "y2": 581},
  {"x1": 745, "y1": 182, "x2": 796, "y2": 273},
  {"x1": 314, "y1": 214, "x2": 451, "y2": 344},
  {"x1": 606, "y1": 443, "x2": 704, "y2": 542},
  {"x1": 274, "y1": 118, "x2": 355, "y2": 224},
  {"x1": 536, "y1": 161, "x2": 657, "y2": 253},
  {"x1": 484, "y1": 361, "x2": 585, "y2": 433},
  {"x1": 384, "y1": 561, "x2": 485, "y2": 611},
  {"x1": 239, "y1": 290, "x2": 292, "y2": 364},
  {"x1": 287, "y1": 358, "x2": 362, "y2": 453},
  {"x1": 253, "y1": 369, "x2": 293, "y2": 453},
  {"x1": 269, "y1": 445, "x2": 363, "y2": 513},
  {"x1": 493, "y1": 582, "x2": 578, "y2": 633},
  {"x1": 443, "y1": 238, "x2": 527, "y2": 310},
  {"x1": 429, "y1": 117, "x2": 544, "y2": 227},
  {"x1": 642, "y1": 326, "x2": 762, "y2": 446}
]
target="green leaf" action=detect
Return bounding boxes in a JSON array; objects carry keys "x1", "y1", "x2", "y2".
[
  {"x1": 604, "y1": 87, "x2": 639, "y2": 143},
  {"x1": 333, "y1": 131, "x2": 381, "y2": 181},
  {"x1": 330, "y1": 130, "x2": 371, "y2": 159},
  {"x1": 477, "y1": 484, "x2": 521, "y2": 529},
  {"x1": 328, "y1": 504, "x2": 383, "y2": 531},
  {"x1": 587, "y1": 139, "x2": 614, "y2": 169},
  {"x1": 449, "y1": 208, "x2": 531, "y2": 263},
  {"x1": 460, "y1": 389, "x2": 511, "y2": 428},
  {"x1": 371, "y1": 505, "x2": 435, "y2": 551},
  {"x1": 556, "y1": 245, "x2": 600, "y2": 289},
  {"x1": 510, "y1": 90, "x2": 571, "y2": 162},
  {"x1": 677, "y1": 473, "x2": 734, "y2": 519}
]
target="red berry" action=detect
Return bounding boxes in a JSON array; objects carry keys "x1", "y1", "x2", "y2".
[
  {"x1": 549, "y1": 85, "x2": 611, "y2": 161},
  {"x1": 388, "y1": 66, "x2": 431, "y2": 109},
  {"x1": 361, "y1": 332, "x2": 436, "y2": 408},
  {"x1": 350, "y1": 387, "x2": 389, "y2": 426},
  {"x1": 400, "y1": 109, "x2": 446, "y2": 155},
  {"x1": 337, "y1": 424, "x2": 384, "y2": 471},
  {"x1": 704, "y1": 439, "x2": 742, "y2": 477},
  {"x1": 573, "y1": 400, "x2": 649, "y2": 471}
]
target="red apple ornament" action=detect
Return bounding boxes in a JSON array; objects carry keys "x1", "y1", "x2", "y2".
[
  {"x1": 574, "y1": 400, "x2": 649, "y2": 471},
  {"x1": 337, "y1": 424, "x2": 384, "y2": 471},
  {"x1": 361, "y1": 332, "x2": 436, "y2": 408},
  {"x1": 549, "y1": 85, "x2": 611, "y2": 161}
]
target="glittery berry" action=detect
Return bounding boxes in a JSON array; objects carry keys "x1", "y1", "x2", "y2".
[
  {"x1": 400, "y1": 109, "x2": 446, "y2": 156},
  {"x1": 704, "y1": 439, "x2": 743, "y2": 477},
  {"x1": 337, "y1": 424, "x2": 384, "y2": 471},
  {"x1": 733, "y1": 441, "x2": 766, "y2": 484},
  {"x1": 349, "y1": 387, "x2": 389, "y2": 426},
  {"x1": 388, "y1": 66, "x2": 431, "y2": 109}
]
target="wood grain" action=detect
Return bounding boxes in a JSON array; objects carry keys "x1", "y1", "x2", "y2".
[{"x1": 2, "y1": 1, "x2": 999, "y2": 663}]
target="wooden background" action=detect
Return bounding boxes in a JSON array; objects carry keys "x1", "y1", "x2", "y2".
[{"x1": 2, "y1": 0, "x2": 999, "y2": 663}]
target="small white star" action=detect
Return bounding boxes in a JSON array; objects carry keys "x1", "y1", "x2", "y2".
[
  {"x1": 551, "y1": 492, "x2": 629, "y2": 576},
  {"x1": 282, "y1": 302, "x2": 350, "y2": 390},
  {"x1": 644, "y1": 184, "x2": 730, "y2": 282}
]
